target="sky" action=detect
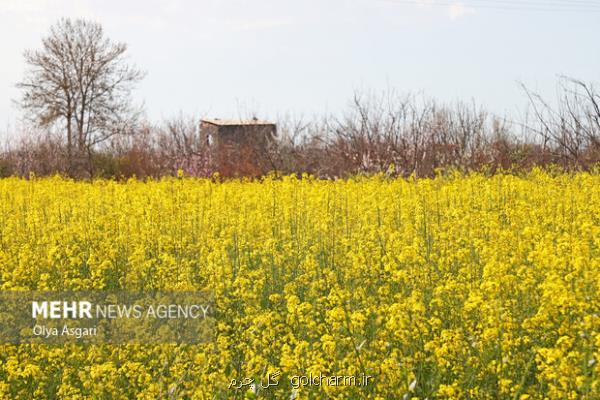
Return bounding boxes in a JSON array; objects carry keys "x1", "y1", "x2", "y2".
[{"x1": 0, "y1": 0, "x2": 599, "y2": 141}]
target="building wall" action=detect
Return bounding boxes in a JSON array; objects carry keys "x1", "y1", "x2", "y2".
[{"x1": 200, "y1": 122, "x2": 276, "y2": 177}]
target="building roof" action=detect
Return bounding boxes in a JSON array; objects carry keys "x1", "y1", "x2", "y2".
[{"x1": 201, "y1": 118, "x2": 275, "y2": 127}]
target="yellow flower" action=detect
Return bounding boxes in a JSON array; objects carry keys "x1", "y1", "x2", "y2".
[{"x1": 0, "y1": 170, "x2": 597, "y2": 399}]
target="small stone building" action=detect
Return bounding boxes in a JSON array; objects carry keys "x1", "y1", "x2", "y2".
[{"x1": 200, "y1": 118, "x2": 277, "y2": 177}]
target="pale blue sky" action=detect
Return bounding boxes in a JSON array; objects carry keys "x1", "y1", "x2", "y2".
[{"x1": 1, "y1": 0, "x2": 599, "y2": 140}]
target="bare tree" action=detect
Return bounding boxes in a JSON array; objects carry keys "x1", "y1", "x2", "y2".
[
  {"x1": 157, "y1": 115, "x2": 212, "y2": 176},
  {"x1": 17, "y1": 18, "x2": 144, "y2": 176},
  {"x1": 520, "y1": 77, "x2": 600, "y2": 168}
]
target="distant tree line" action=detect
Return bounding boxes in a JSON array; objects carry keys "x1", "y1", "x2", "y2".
[
  {"x1": 2, "y1": 79, "x2": 599, "y2": 179},
  {"x1": 1, "y1": 18, "x2": 598, "y2": 179}
]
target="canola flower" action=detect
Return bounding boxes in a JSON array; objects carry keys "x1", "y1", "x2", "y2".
[{"x1": 0, "y1": 170, "x2": 598, "y2": 399}]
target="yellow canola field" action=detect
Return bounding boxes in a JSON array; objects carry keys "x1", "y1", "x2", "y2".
[{"x1": 0, "y1": 170, "x2": 598, "y2": 399}]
